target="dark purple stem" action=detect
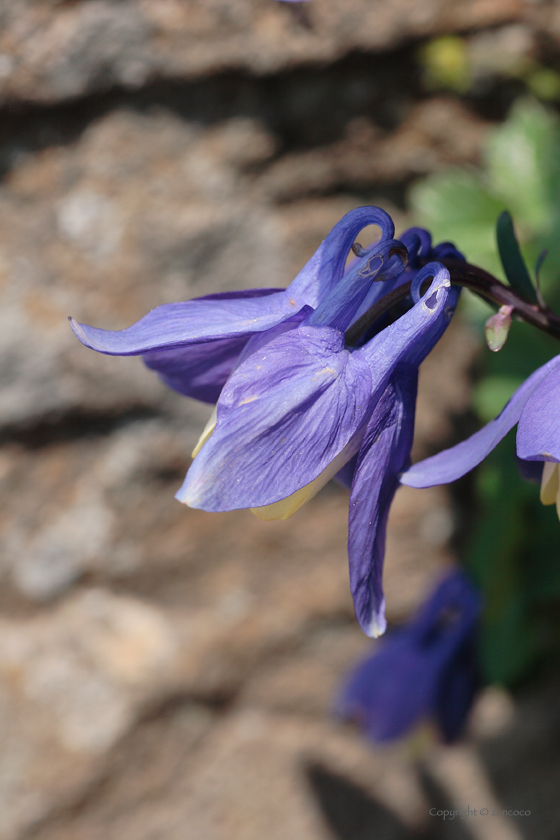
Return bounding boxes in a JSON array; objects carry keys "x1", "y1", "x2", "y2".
[{"x1": 344, "y1": 260, "x2": 560, "y2": 347}]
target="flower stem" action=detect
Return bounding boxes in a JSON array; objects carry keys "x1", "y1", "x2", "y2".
[
  {"x1": 345, "y1": 259, "x2": 560, "y2": 348},
  {"x1": 446, "y1": 260, "x2": 560, "y2": 340}
]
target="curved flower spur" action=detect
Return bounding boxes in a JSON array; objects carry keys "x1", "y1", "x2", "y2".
[{"x1": 70, "y1": 208, "x2": 462, "y2": 637}]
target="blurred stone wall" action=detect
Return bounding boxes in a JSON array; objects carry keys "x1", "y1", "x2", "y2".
[{"x1": 0, "y1": 2, "x2": 556, "y2": 839}]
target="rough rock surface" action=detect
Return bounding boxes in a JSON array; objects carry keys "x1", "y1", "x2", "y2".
[
  {"x1": 0, "y1": 2, "x2": 554, "y2": 840},
  {"x1": 0, "y1": 100, "x2": 484, "y2": 430},
  {"x1": 0, "y1": 0, "x2": 524, "y2": 104}
]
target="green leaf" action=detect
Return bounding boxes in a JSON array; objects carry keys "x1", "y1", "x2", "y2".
[
  {"x1": 486, "y1": 97, "x2": 560, "y2": 233},
  {"x1": 496, "y1": 210, "x2": 538, "y2": 303},
  {"x1": 409, "y1": 169, "x2": 506, "y2": 276}
]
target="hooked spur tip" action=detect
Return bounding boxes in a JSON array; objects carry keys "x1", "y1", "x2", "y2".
[
  {"x1": 372, "y1": 241, "x2": 409, "y2": 283},
  {"x1": 390, "y1": 242, "x2": 409, "y2": 269},
  {"x1": 352, "y1": 242, "x2": 369, "y2": 258}
]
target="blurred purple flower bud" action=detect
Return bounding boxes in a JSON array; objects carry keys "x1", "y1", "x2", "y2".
[{"x1": 337, "y1": 570, "x2": 482, "y2": 743}]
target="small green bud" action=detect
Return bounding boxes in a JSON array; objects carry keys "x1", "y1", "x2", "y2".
[{"x1": 485, "y1": 305, "x2": 513, "y2": 352}]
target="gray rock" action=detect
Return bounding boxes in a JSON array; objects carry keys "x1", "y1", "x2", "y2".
[{"x1": 0, "y1": 109, "x2": 285, "y2": 428}]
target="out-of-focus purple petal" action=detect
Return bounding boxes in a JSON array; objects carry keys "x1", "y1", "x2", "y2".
[
  {"x1": 337, "y1": 631, "x2": 438, "y2": 741},
  {"x1": 517, "y1": 362, "x2": 560, "y2": 462},
  {"x1": 402, "y1": 355, "x2": 560, "y2": 488},
  {"x1": 412, "y1": 570, "x2": 481, "y2": 637},
  {"x1": 178, "y1": 325, "x2": 374, "y2": 510},
  {"x1": 348, "y1": 366, "x2": 418, "y2": 637},
  {"x1": 436, "y1": 644, "x2": 478, "y2": 743},
  {"x1": 430, "y1": 575, "x2": 481, "y2": 743},
  {"x1": 337, "y1": 571, "x2": 481, "y2": 742}
]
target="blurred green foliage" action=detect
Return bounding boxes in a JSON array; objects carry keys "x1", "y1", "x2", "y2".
[
  {"x1": 411, "y1": 98, "x2": 560, "y2": 283},
  {"x1": 419, "y1": 33, "x2": 560, "y2": 103},
  {"x1": 410, "y1": 98, "x2": 560, "y2": 686},
  {"x1": 420, "y1": 36, "x2": 471, "y2": 93}
]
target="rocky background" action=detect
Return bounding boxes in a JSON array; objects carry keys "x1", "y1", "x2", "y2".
[{"x1": 0, "y1": 1, "x2": 559, "y2": 839}]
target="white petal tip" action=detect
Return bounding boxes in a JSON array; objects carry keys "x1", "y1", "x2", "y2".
[
  {"x1": 174, "y1": 485, "x2": 194, "y2": 507},
  {"x1": 366, "y1": 616, "x2": 387, "y2": 638}
]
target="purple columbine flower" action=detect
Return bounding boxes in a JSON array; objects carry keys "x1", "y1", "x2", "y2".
[
  {"x1": 70, "y1": 208, "x2": 462, "y2": 636},
  {"x1": 180, "y1": 262, "x2": 459, "y2": 640},
  {"x1": 401, "y1": 354, "x2": 560, "y2": 518},
  {"x1": 337, "y1": 570, "x2": 482, "y2": 743}
]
